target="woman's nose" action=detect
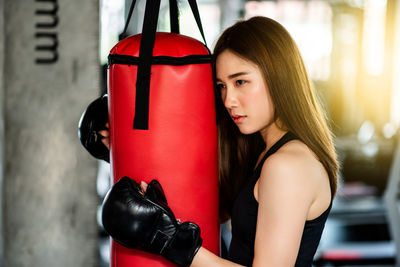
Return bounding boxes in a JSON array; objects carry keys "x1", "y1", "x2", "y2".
[{"x1": 223, "y1": 88, "x2": 238, "y2": 109}]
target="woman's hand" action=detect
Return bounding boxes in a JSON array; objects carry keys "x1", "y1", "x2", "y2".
[
  {"x1": 101, "y1": 177, "x2": 203, "y2": 266},
  {"x1": 98, "y1": 122, "x2": 110, "y2": 150},
  {"x1": 140, "y1": 180, "x2": 148, "y2": 194}
]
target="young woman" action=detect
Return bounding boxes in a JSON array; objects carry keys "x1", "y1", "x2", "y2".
[
  {"x1": 188, "y1": 16, "x2": 338, "y2": 267},
  {"x1": 81, "y1": 16, "x2": 338, "y2": 267}
]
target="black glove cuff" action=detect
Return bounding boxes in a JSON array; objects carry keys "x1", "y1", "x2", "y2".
[{"x1": 162, "y1": 222, "x2": 203, "y2": 267}]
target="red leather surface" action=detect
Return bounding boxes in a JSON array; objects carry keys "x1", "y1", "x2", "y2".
[{"x1": 108, "y1": 33, "x2": 219, "y2": 267}]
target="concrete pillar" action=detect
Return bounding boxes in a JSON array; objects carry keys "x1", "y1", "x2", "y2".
[
  {"x1": 0, "y1": 0, "x2": 5, "y2": 264},
  {"x1": 2, "y1": 0, "x2": 100, "y2": 266}
]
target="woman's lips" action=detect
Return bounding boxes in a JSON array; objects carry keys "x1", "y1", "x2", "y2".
[{"x1": 232, "y1": 115, "x2": 246, "y2": 123}]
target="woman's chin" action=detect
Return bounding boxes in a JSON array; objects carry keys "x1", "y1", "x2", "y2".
[{"x1": 237, "y1": 126, "x2": 257, "y2": 135}]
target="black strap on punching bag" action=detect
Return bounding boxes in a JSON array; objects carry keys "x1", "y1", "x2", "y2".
[
  {"x1": 134, "y1": 0, "x2": 161, "y2": 130},
  {"x1": 169, "y1": 0, "x2": 179, "y2": 34},
  {"x1": 188, "y1": 0, "x2": 207, "y2": 47},
  {"x1": 122, "y1": 0, "x2": 208, "y2": 130},
  {"x1": 121, "y1": 0, "x2": 137, "y2": 38},
  {"x1": 121, "y1": 0, "x2": 179, "y2": 39}
]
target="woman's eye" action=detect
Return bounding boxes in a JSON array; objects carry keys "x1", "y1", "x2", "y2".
[
  {"x1": 216, "y1": 83, "x2": 225, "y2": 90},
  {"x1": 236, "y1": 80, "x2": 246, "y2": 86}
]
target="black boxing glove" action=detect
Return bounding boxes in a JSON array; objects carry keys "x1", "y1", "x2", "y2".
[
  {"x1": 101, "y1": 177, "x2": 202, "y2": 266},
  {"x1": 78, "y1": 94, "x2": 109, "y2": 162}
]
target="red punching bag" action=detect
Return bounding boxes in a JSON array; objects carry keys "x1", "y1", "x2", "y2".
[{"x1": 107, "y1": 0, "x2": 219, "y2": 266}]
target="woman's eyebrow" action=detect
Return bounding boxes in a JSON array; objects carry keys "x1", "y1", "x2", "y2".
[
  {"x1": 228, "y1": 72, "x2": 250, "y2": 79},
  {"x1": 216, "y1": 72, "x2": 250, "y2": 82}
]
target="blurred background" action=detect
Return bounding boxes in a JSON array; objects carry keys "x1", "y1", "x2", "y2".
[{"x1": 1, "y1": 0, "x2": 400, "y2": 266}]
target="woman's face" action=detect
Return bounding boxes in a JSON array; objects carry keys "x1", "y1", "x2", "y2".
[{"x1": 216, "y1": 49, "x2": 275, "y2": 135}]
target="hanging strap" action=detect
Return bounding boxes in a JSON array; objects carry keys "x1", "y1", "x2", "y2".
[
  {"x1": 121, "y1": 0, "x2": 207, "y2": 45},
  {"x1": 121, "y1": 0, "x2": 136, "y2": 37},
  {"x1": 121, "y1": 0, "x2": 180, "y2": 37},
  {"x1": 120, "y1": 0, "x2": 208, "y2": 129},
  {"x1": 188, "y1": 0, "x2": 207, "y2": 47},
  {"x1": 133, "y1": 0, "x2": 161, "y2": 129},
  {"x1": 169, "y1": 0, "x2": 179, "y2": 34}
]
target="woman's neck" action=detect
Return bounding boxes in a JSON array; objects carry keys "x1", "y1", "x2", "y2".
[
  {"x1": 259, "y1": 121, "x2": 287, "y2": 151},
  {"x1": 254, "y1": 122, "x2": 287, "y2": 170}
]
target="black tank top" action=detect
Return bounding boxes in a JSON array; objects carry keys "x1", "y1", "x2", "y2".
[{"x1": 228, "y1": 132, "x2": 332, "y2": 267}]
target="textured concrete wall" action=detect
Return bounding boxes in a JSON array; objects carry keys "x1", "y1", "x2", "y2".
[
  {"x1": 2, "y1": 0, "x2": 100, "y2": 266},
  {"x1": 0, "y1": 0, "x2": 5, "y2": 264}
]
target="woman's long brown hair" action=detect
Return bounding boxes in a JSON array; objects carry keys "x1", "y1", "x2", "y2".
[{"x1": 214, "y1": 16, "x2": 339, "y2": 220}]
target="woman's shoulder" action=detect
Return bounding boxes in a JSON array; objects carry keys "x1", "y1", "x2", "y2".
[
  {"x1": 256, "y1": 139, "x2": 331, "y2": 219},
  {"x1": 263, "y1": 139, "x2": 320, "y2": 172},
  {"x1": 259, "y1": 139, "x2": 328, "y2": 196}
]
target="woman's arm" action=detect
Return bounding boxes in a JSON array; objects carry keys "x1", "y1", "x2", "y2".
[
  {"x1": 192, "y1": 146, "x2": 323, "y2": 267},
  {"x1": 190, "y1": 247, "x2": 245, "y2": 267},
  {"x1": 252, "y1": 149, "x2": 320, "y2": 267},
  {"x1": 136, "y1": 182, "x2": 244, "y2": 267}
]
